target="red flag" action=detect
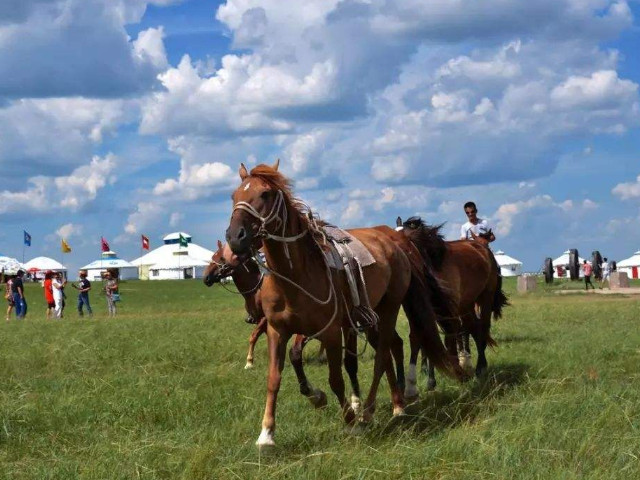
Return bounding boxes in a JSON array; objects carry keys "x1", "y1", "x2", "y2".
[
  {"x1": 101, "y1": 237, "x2": 110, "y2": 252},
  {"x1": 141, "y1": 235, "x2": 150, "y2": 250}
]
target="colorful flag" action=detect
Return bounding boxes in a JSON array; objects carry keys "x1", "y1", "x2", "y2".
[
  {"x1": 141, "y1": 235, "x2": 150, "y2": 250},
  {"x1": 178, "y1": 234, "x2": 188, "y2": 248},
  {"x1": 61, "y1": 239, "x2": 72, "y2": 253},
  {"x1": 101, "y1": 237, "x2": 110, "y2": 252},
  {"x1": 23, "y1": 230, "x2": 31, "y2": 247}
]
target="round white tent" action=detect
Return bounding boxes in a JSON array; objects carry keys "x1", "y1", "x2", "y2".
[
  {"x1": 552, "y1": 250, "x2": 586, "y2": 278},
  {"x1": 0, "y1": 254, "x2": 23, "y2": 275},
  {"x1": 81, "y1": 251, "x2": 139, "y2": 281},
  {"x1": 494, "y1": 250, "x2": 523, "y2": 277},
  {"x1": 131, "y1": 232, "x2": 213, "y2": 280},
  {"x1": 617, "y1": 250, "x2": 640, "y2": 279},
  {"x1": 23, "y1": 256, "x2": 67, "y2": 279}
]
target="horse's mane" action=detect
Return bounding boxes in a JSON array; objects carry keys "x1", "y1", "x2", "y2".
[
  {"x1": 248, "y1": 164, "x2": 326, "y2": 253},
  {"x1": 403, "y1": 219, "x2": 447, "y2": 271}
]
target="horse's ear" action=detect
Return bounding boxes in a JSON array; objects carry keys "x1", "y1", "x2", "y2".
[
  {"x1": 396, "y1": 216, "x2": 402, "y2": 227},
  {"x1": 217, "y1": 239, "x2": 223, "y2": 250},
  {"x1": 272, "y1": 158, "x2": 280, "y2": 171},
  {"x1": 239, "y1": 163, "x2": 248, "y2": 180}
]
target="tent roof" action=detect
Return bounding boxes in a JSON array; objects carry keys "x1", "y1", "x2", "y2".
[
  {"x1": 151, "y1": 255, "x2": 209, "y2": 270},
  {"x1": 131, "y1": 241, "x2": 213, "y2": 267},
  {"x1": 552, "y1": 250, "x2": 586, "y2": 266},
  {"x1": 0, "y1": 255, "x2": 23, "y2": 274},
  {"x1": 81, "y1": 257, "x2": 136, "y2": 270},
  {"x1": 494, "y1": 250, "x2": 522, "y2": 266},
  {"x1": 23, "y1": 256, "x2": 66, "y2": 271},
  {"x1": 617, "y1": 250, "x2": 640, "y2": 267},
  {"x1": 163, "y1": 232, "x2": 192, "y2": 241}
]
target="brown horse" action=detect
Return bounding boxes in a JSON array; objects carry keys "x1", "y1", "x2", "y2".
[
  {"x1": 396, "y1": 217, "x2": 508, "y2": 393},
  {"x1": 225, "y1": 161, "x2": 462, "y2": 449}
]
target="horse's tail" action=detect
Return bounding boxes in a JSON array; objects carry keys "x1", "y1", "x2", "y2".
[
  {"x1": 491, "y1": 257, "x2": 509, "y2": 320},
  {"x1": 403, "y1": 271, "x2": 466, "y2": 381},
  {"x1": 486, "y1": 333, "x2": 498, "y2": 349}
]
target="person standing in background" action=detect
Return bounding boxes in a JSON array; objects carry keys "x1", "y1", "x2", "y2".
[
  {"x1": 12, "y1": 270, "x2": 27, "y2": 318},
  {"x1": 52, "y1": 272, "x2": 66, "y2": 318},
  {"x1": 600, "y1": 257, "x2": 611, "y2": 287},
  {"x1": 104, "y1": 270, "x2": 119, "y2": 317},
  {"x1": 43, "y1": 271, "x2": 55, "y2": 319},
  {"x1": 73, "y1": 270, "x2": 93, "y2": 317},
  {"x1": 4, "y1": 274, "x2": 14, "y2": 321}
]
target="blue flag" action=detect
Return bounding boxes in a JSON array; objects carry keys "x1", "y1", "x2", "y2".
[{"x1": 23, "y1": 230, "x2": 31, "y2": 247}]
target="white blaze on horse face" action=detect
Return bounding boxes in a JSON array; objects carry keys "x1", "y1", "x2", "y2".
[
  {"x1": 244, "y1": 182, "x2": 251, "y2": 191},
  {"x1": 395, "y1": 226, "x2": 404, "y2": 232}
]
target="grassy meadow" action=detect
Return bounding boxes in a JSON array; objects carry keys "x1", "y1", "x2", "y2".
[{"x1": 1, "y1": 277, "x2": 640, "y2": 479}]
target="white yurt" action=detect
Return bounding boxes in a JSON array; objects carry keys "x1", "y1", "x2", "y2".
[
  {"x1": 552, "y1": 250, "x2": 586, "y2": 278},
  {"x1": 23, "y1": 256, "x2": 67, "y2": 279},
  {"x1": 617, "y1": 250, "x2": 640, "y2": 279},
  {"x1": 131, "y1": 232, "x2": 214, "y2": 280},
  {"x1": 81, "y1": 251, "x2": 139, "y2": 281},
  {"x1": 0, "y1": 254, "x2": 23, "y2": 275},
  {"x1": 494, "y1": 250, "x2": 523, "y2": 277}
]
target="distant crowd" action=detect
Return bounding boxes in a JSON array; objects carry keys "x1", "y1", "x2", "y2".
[{"x1": 3, "y1": 268, "x2": 120, "y2": 321}]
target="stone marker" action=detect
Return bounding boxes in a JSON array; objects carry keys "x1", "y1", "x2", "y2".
[
  {"x1": 517, "y1": 275, "x2": 537, "y2": 293},
  {"x1": 609, "y1": 271, "x2": 629, "y2": 289}
]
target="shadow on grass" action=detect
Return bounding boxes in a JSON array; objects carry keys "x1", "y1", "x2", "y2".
[
  {"x1": 382, "y1": 361, "x2": 530, "y2": 437},
  {"x1": 498, "y1": 334, "x2": 545, "y2": 344}
]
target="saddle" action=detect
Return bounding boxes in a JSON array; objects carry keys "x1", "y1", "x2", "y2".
[{"x1": 320, "y1": 225, "x2": 378, "y2": 331}]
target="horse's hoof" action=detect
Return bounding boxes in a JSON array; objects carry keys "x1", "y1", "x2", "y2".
[
  {"x1": 392, "y1": 406, "x2": 406, "y2": 417},
  {"x1": 256, "y1": 429, "x2": 276, "y2": 452},
  {"x1": 426, "y1": 379, "x2": 437, "y2": 391},
  {"x1": 405, "y1": 393, "x2": 419, "y2": 404},
  {"x1": 475, "y1": 367, "x2": 487, "y2": 378},
  {"x1": 308, "y1": 389, "x2": 327, "y2": 409},
  {"x1": 350, "y1": 394, "x2": 361, "y2": 414},
  {"x1": 244, "y1": 362, "x2": 254, "y2": 370}
]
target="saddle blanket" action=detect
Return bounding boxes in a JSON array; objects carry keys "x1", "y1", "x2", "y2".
[{"x1": 321, "y1": 225, "x2": 376, "y2": 270}]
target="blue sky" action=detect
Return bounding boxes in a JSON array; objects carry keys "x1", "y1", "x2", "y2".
[{"x1": 1, "y1": 0, "x2": 640, "y2": 272}]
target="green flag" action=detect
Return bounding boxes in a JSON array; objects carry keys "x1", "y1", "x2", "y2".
[{"x1": 179, "y1": 234, "x2": 188, "y2": 248}]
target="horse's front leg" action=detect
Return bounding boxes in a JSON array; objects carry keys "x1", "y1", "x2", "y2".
[
  {"x1": 289, "y1": 334, "x2": 327, "y2": 408},
  {"x1": 256, "y1": 323, "x2": 291, "y2": 450},
  {"x1": 245, "y1": 317, "x2": 267, "y2": 369}
]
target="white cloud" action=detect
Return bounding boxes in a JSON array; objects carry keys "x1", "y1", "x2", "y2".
[
  {"x1": 169, "y1": 212, "x2": 184, "y2": 228},
  {"x1": 0, "y1": 154, "x2": 117, "y2": 215},
  {"x1": 550, "y1": 70, "x2": 638, "y2": 110},
  {"x1": 55, "y1": 223, "x2": 83, "y2": 239},
  {"x1": 612, "y1": 174, "x2": 640, "y2": 200},
  {"x1": 0, "y1": 0, "x2": 170, "y2": 98}
]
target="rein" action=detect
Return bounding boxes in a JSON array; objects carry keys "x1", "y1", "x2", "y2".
[
  {"x1": 210, "y1": 258, "x2": 264, "y2": 296},
  {"x1": 234, "y1": 189, "x2": 341, "y2": 341}
]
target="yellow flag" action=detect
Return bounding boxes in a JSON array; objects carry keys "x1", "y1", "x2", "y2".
[{"x1": 61, "y1": 239, "x2": 72, "y2": 253}]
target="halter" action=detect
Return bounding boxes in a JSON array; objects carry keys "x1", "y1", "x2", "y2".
[
  {"x1": 233, "y1": 189, "x2": 308, "y2": 269},
  {"x1": 233, "y1": 187, "x2": 340, "y2": 341},
  {"x1": 209, "y1": 256, "x2": 264, "y2": 296}
]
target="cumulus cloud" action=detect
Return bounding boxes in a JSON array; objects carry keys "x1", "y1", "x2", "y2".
[
  {"x1": 55, "y1": 223, "x2": 83, "y2": 239},
  {"x1": 0, "y1": 154, "x2": 117, "y2": 215},
  {"x1": 0, "y1": 0, "x2": 170, "y2": 98},
  {"x1": 612, "y1": 174, "x2": 640, "y2": 200}
]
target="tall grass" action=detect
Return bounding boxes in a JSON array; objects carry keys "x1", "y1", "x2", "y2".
[{"x1": 1, "y1": 278, "x2": 639, "y2": 479}]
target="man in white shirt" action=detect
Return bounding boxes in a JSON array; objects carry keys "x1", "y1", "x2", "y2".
[
  {"x1": 600, "y1": 257, "x2": 611, "y2": 285},
  {"x1": 460, "y1": 201, "x2": 495, "y2": 243}
]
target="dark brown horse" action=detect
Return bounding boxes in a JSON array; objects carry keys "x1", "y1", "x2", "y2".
[
  {"x1": 397, "y1": 217, "x2": 508, "y2": 393},
  {"x1": 225, "y1": 161, "x2": 462, "y2": 449}
]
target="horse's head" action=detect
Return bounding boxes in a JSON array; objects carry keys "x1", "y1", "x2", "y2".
[
  {"x1": 226, "y1": 159, "x2": 285, "y2": 258},
  {"x1": 203, "y1": 240, "x2": 237, "y2": 286},
  {"x1": 471, "y1": 229, "x2": 493, "y2": 246}
]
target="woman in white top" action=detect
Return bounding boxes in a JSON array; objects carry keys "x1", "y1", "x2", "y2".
[{"x1": 52, "y1": 273, "x2": 66, "y2": 318}]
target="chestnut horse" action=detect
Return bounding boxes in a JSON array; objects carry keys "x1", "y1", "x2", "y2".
[
  {"x1": 225, "y1": 161, "x2": 462, "y2": 449},
  {"x1": 397, "y1": 217, "x2": 508, "y2": 393}
]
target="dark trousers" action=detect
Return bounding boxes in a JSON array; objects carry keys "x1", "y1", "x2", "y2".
[
  {"x1": 78, "y1": 293, "x2": 92, "y2": 316},
  {"x1": 13, "y1": 293, "x2": 27, "y2": 318},
  {"x1": 585, "y1": 275, "x2": 595, "y2": 290}
]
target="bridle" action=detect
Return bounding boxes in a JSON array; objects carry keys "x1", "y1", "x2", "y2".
[
  {"x1": 208, "y1": 257, "x2": 264, "y2": 296},
  {"x1": 231, "y1": 186, "x2": 340, "y2": 341}
]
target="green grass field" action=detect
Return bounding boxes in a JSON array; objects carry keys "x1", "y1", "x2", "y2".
[{"x1": 1, "y1": 277, "x2": 640, "y2": 479}]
